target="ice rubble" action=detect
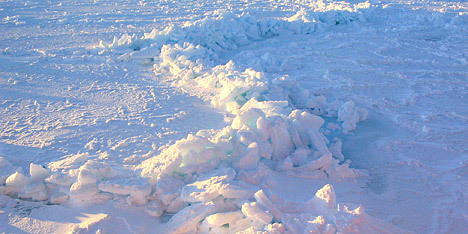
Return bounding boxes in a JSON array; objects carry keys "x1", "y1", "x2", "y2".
[{"x1": 0, "y1": 7, "x2": 405, "y2": 233}]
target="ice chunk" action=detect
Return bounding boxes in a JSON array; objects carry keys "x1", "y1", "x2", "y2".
[
  {"x1": 77, "y1": 169, "x2": 97, "y2": 185},
  {"x1": 241, "y1": 202, "x2": 273, "y2": 227},
  {"x1": 229, "y1": 218, "x2": 253, "y2": 233},
  {"x1": 166, "y1": 197, "x2": 186, "y2": 213},
  {"x1": 232, "y1": 108, "x2": 265, "y2": 130},
  {"x1": 234, "y1": 142, "x2": 260, "y2": 171},
  {"x1": 180, "y1": 167, "x2": 235, "y2": 203},
  {"x1": 167, "y1": 201, "x2": 217, "y2": 234},
  {"x1": 276, "y1": 157, "x2": 293, "y2": 172},
  {"x1": 264, "y1": 223, "x2": 286, "y2": 233},
  {"x1": 5, "y1": 171, "x2": 30, "y2": 188},
  {"x1": 302, "y1": 110, "x2": 325, "y2": 129},
  {"x1": 288, "y1": 110, "x2": 330, "y2": 155},
  {"x1": 69, "y1": 182, "x2": 99, "y2": 198},
  {"x1": 282, "y1": 213, "x2": 336, "y2": 233},
  {"x1": 257, "y1": 140, "x2": 273, "y2": 160},
  {"x1": 19, "y1": 182, "x2": 48, "y2": 201},
  {"x1": 46, "y1": 173, "x2": 74, "y2": 186},
  {"x1": 237, "y1": 163, "x2": 270, "y2": 186},
  {"x1": 254, "y1": 190, "x2": 282, "y2": 222},
  {"x1": 335, "y1": 205, "x2": 413, "y2": 234},
  {"x1": 290, "y1": 148, "x2": 309, "y2": 167},
  {"x1": 294, "y1": 152, "x2": 332, "y2": 172},
  {"x1": 270, "y1": 118, "x2": 294, "y2": 161},
  {"x1": 256, "y1": 117, "x2": 270, "y2": 141},
  {"x1": 30, "y1": 163, "x2": 49, "y2": 183},
  {"x1": 139, "y1": 142, "x2": 183, "y2": 181},
  {"x1": 211, "y1": 196, "x2": 239, "y2": 213},
  {"x1": 329, "y1": 139, "x2": 345, "y2": 162},
  {"x1": 155, "y1": 175, "x2": 185, "y2": 206},
  {"x1": 218, "y1": 180, "x2": 257, "y2": 199},
  {"x1": 307, "y1": 128, "x2": 331, "y2": 157},
  {"x1": 69, "y1": 168, "x2": 104, "y2": 202},
  {"x1": 98, "y1": 178, "x2": 151, "y2": 205},
  {"x1": 79, "y1": 161, "x2": 116, "y2": 180},
  {"x1": 306, "y1": 184, "x2": 336, "y2": 211},
  {"x1": 201, "y1": 211, "x2": 244, "y2": 229}
]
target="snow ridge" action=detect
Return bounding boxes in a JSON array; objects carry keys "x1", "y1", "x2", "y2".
[
  {"x1": 95, "y1": 9, "x2": 365, "y2": 61},
  {"x1": 131, "y1": 11, "x2": 380, "y2": 233},
  {"x1": 0, "y1": 6, "x2": 409, "y2": 233}
]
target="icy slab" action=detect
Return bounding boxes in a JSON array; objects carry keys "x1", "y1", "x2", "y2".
[
  {"x1": 241, "y1": 202, "x2": 273, "y2": 227},
  {"x1": 218, "y1": 181, "x2": 257, "y2": 199},
  {"x1": 166, "y1": 201, "x2": 217, "y2": 233},
  {"x1": 254, "y1": 190, "x2": 282, "y2": 222}
]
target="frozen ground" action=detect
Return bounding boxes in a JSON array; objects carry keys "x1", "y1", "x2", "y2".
[{"x1": 1, "y1": 0, "x2": 467, "y2": 233}]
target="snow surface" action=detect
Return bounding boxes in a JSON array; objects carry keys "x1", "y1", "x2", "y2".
[{"x1": 1, "y1": 0, "x2": 468, "y2": 233}]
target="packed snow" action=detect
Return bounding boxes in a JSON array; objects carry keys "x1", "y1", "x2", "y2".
[{"x1": 1, "y1": 0, "x2": 468, "y2": 233}]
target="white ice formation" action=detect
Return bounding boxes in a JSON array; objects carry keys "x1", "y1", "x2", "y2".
[{"x1": 0, "y1": 6, "x2": 409, "y2": 233}]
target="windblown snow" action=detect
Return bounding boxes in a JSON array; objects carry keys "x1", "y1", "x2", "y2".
[{"x1": 1, "y1": 0, "x2": 467, "y2": 233}]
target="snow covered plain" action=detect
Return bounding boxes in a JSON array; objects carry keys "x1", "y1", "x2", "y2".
[{"x1": 1, "y1": 0, "x2": 467, "y2": 233}]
